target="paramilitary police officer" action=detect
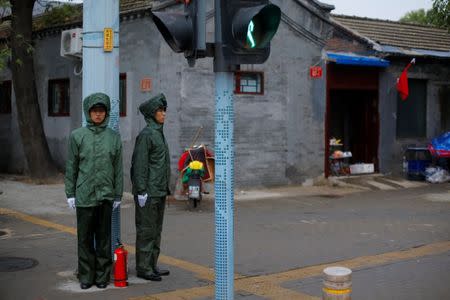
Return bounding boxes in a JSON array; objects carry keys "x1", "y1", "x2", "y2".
[
  {"x1": 65, "y1": 93, "x2": 123, "y2": 290},
  {"x1": 131, "y1": 93, "x2": 171, "y2": 281}
]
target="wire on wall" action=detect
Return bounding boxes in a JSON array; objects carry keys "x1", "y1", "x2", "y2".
[{"x1": 73, "y1": 62, "x2": 82, "y2": 76}]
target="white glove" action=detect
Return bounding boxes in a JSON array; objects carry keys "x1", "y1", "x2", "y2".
[
  {"x1": 137, "y1": 194, "x2": 148, "y2": 208},
  {"x1": 113, "y1": 200, "x2": 121, "y2": 210},
  {"x1": 67, "y1": 197, "x2": 76, "y2": 210}
]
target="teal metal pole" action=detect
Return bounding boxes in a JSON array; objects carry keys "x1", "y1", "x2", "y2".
[
  {"x1": 82, "y1": 0, "x2": 121, "y2": 253},
  {"x1": 214, "y1": 0, "x2": 234, "y2": 298},
  {"x1": 214, "y1": 72, "x2": 235, "y2": 300}
]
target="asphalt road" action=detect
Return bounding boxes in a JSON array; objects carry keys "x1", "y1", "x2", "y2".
[{"x1": 0, "y1": 178, "x2": 449, "y2": 299}]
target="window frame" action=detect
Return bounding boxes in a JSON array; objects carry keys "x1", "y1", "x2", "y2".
[
  {"x1": 0, "y1": 80, "x2": 12, "y2": 114},
  {"x1": 234, "y1": 71, "x2": 264, "y2": 95},
  {"x1": 48, "y1": 78, "x2": 70, "y2": 117}
]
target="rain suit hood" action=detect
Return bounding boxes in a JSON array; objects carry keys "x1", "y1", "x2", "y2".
[
  {"x1": 83, "y1": 92, "x2": 111, "y2": 128},
  {"x1": 139, "y1": 93, "x2": 167, "y2": 127}
]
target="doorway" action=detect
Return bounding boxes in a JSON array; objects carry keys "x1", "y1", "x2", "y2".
[
  {"x1": 325, "y1": 64, "x2": 381, "y2": 177},
  {"x1": 328, "y1": 89, "x2": 379, "y2": 168}
]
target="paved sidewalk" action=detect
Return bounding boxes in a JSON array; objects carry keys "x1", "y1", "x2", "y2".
[{"x1": 231, "y1": 174, "x2": 428, "y2": 201}]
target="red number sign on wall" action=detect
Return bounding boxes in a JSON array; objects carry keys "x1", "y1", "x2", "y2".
[
  {"x1": 140, "y1": 78, "x2": 152, "y2": 92},
  {"x1": 310, "y1": 66, "x2": 323, "y2": 78}
]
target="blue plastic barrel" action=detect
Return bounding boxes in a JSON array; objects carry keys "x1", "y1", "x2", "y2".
[{"x1": 405, "y1": 147, "x2": 432, "y2": 180}]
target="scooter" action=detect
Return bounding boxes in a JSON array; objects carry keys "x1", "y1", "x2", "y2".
[
  {"x1": 183, "y1": 160, "x2": 205, "y2": 209},
  {"x1": 187, "y1": 169, "x2": 202, "y2": 208}
]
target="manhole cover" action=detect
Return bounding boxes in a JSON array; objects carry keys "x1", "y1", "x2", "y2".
[
  {"x1": 0, "y1": 257, "x2": 38, "y2": 272},
  {"x1": 0, "y1": 230, "x2": 7, "y2": 237}
]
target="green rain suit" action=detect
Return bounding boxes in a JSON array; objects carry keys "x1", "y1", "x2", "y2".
[
  {"x1": 64, "y1": 92, "x2": 123, "y2": 285},
  {"x1": 131, "y1": 93, "x2": 171, "y2": 274}
]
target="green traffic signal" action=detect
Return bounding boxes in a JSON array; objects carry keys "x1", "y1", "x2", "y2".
[
  {"x1": 247, "y1": 20, "x2": 256, "y2": 48},
  {"x1": 235, "y1": 4, "x2": 281, "y2": 49},
  {"x1": 220, "y1": 1, "x2": 282, "y2": 65}
]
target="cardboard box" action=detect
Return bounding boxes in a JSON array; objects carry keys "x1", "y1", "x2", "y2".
[{"x1": 350, "y1": 163, "x2": 374, "y2": 174}]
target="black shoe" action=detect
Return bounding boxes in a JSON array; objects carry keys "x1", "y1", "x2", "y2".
[
  {"x1": 137, "y1": 271, "x2": 162, "y2": 281},
  {"x1": 96, "y1": 282, "x2": 108, "y2": 289},
  {"x1": 80, "y1": 282, "x2": 93, "y2": 289},
  {"x1": 154, "y1": 267, "x2": 170, "y2": 276}
]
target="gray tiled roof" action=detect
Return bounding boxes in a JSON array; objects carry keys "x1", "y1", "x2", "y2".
[
  {"x1": 119, "y1": 0, "x2": 153, "y2": 13},
  {"x1": 332, "y1": 15, "x2": 450, "y2": 52}
]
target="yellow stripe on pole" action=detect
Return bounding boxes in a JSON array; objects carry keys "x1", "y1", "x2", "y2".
[{"x1": 323, "y1": 287, "x2": 352, "y2": 295}]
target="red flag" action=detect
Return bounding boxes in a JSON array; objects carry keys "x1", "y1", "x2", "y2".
[{"x1": 396, "y1": 58, "x2": 415, "y2": 101}]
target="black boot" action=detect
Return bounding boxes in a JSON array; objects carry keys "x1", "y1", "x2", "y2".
[
  {"x1": 96, "y1": 282, "x2": 108, "y2": 289},
  {"x1": 154, "y1": 266, "x2": 170, "y2": 276},
  {"x1": 80, "y1": 282, "x2": 93, "y2": 289},
  {"x1": 137, "y1": 271, "x2": 162, "y2": 281}
]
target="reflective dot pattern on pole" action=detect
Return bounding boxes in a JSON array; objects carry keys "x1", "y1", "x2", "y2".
[{"x1": 215, "y1": 72, "x2": 234, "y2": 300}]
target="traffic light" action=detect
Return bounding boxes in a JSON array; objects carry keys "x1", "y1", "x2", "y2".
[
  {"x1": 220, "y1": 0, "x2": 281, "y2": 65},
  {"x1": 151, "y1": 0, "x2": 206, "y2": 66},
  {"x1": 152, "y1": 0, "x2": 281, "y2": 67}
]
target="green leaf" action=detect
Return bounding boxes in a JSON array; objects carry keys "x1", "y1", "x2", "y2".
[{"x1": 26, "y1": 46, "x2": 34, "y2": 55}]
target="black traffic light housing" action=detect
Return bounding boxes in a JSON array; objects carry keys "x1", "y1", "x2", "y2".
[
  {"x1": 151, "y1": 11, "x2": 192, "y2": 53},
  {"x1": 220, "y1": 0, "x2": 281, "y2": 66},
  {"x1": 151, "y1": 0, "x2": 206, "y2": 65},
  {"x1": 152, "y1": 0, "x2": 281, "y2": 68}
]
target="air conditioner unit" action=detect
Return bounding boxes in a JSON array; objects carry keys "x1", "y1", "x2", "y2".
[{"x1": 60, "y1": 28, "x2": 82, "y2": 58}]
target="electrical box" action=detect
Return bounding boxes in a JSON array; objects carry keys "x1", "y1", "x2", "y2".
[{"x1": 60, "y1": 28, "x2": 82, "y2": 58}]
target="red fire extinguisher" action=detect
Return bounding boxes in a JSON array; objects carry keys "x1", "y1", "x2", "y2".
[{"x1": 113, "y1": 242, "x2": 128, "y2": 287}]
